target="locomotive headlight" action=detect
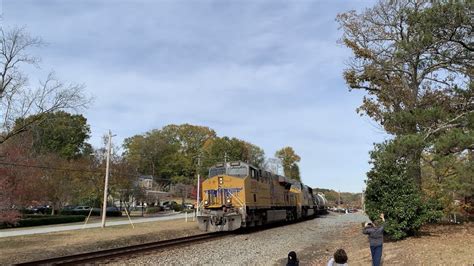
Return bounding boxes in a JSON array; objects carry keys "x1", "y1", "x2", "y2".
[{"x1": 218, "y1": 177, "x2": 223, "y2": 184}]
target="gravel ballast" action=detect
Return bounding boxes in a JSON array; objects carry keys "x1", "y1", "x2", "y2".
[{"x1": 117, "y1": 212, "x2": 368, "y2": 265}]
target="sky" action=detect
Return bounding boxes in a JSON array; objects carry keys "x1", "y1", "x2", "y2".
[{"x1": 2, "y1": 0, "x2": 388, "y2": 193}]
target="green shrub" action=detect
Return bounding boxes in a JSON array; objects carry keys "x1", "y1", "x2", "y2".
[
  {"x1": 59, "y1": 209, "x2": 122, "y2": 217},
  {"x1": 107, "y1": 210, "x2": 123, "y2": 217},
  {"x1": 13, "y1": 215, "x2": 86, "y2": 228},
  {"x1": 23, "y1": 214, "x2": 53, "y2": 219},
  {"x1": 60, "y1": 209, "x2": 100, "y2": 216},
  {"x1": 146, "y1": 207, "x2": 163, "y2": 214},
  {"x1": 172, "y1": 204, "x2": 183, "y2": 212},
  {"x1": 365, "y1": 141, "x2": 443, "y2": 240},
  {"x1": 20, "y1": 208, "x2": 36, "y2": 215}
]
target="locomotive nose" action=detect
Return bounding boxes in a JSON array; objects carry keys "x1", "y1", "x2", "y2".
[{"x1": 197, "y1": 212, "x2": 242, "y2": 232}]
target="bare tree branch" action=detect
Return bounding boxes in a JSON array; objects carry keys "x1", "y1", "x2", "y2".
[
  {"x1": 0, "y1": 26, "x2": 91, "y2": 144},
  {"x1": 423, "y1": 110, "x2": 474, "y2": 141}
]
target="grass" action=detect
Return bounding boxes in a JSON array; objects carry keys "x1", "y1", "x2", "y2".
[{"x1": 0, "y1": 218, "x2": 201, "y2": 264}]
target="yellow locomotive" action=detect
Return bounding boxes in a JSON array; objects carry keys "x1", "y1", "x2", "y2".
[{"x1": 197, "y1": 161, "x2": 326, "y2": 232}]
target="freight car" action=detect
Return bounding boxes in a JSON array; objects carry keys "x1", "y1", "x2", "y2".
[{"x1": 197, "y1": 161, "x2": 327, "y2": 232}]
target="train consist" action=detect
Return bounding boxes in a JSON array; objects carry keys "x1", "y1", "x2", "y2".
[{"x1": 197, "y1": 161, "x2": 327, "y2": 232}]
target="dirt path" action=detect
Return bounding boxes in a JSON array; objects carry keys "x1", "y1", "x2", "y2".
[{"x1": 301, "y1": 217, "x2": 474, "y2": 265}]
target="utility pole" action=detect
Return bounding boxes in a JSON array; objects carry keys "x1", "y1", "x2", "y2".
[
  {"x1": 338, "y1": 190, "x2": 341, "y2": 207},
  {"x1": 224, "y1": 152, "x2": 228, "y2": 163},
  {"x1": 101, "y1": 130, "x2": 114, "y2": 228},
  {"x1": 196, "y1": 153, "x2": 201, "y2": 215}
]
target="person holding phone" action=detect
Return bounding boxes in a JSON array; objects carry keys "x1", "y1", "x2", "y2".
[{"x1": 363, "y1": 213, "x2": 385, "y2": 266}]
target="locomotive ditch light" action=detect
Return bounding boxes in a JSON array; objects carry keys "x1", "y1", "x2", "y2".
[
  {"x1": 204, "y1": 200, "x2": 209, "y2": 205},
  {"x1": 226, "y1": 198, "x2": 231, "y2": 204}
]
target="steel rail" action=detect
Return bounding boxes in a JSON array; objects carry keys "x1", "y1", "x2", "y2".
[{"x1": 16, "y1": 232, "x2": 229, "y2": 265}]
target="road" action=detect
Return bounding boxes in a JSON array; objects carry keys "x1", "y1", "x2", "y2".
[{"x1": 0, "y1": 212, "x2": 193, "y2": 238}]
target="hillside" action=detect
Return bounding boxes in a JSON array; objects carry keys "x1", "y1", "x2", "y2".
[{"x1": 313, "y1": 188, "x2": 362, "y2": 208}]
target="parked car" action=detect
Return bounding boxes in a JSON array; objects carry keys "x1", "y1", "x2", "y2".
[
  {"x1": 161, "y1": 201, "x2": 177, "y2": 206},
  {"x1": 73, "y1": 206, "x2": 91, "y2": 211},
  {"x1": 62, "y1": 205, "x2": 76, "y2": 210},
  {"x1": 161, "y1": 201, "x2": 178, "y2": 210},
  {"x1": 106, "y1": 206, "x2": 120, "y2": 212},
  {"x1": 184, "y1": 203, "x2": 194, "y2": 210},
  {"x1": 26, "y1": 205, "x2": 52, "y2": 214}
]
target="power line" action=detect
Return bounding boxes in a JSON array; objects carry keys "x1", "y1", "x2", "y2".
[
  {"x1": 0, "y1": 160, "x2": 180, "y2": 182},
  {"x1": 0, "y1": 161, "x2": 102, "y2": 174}
]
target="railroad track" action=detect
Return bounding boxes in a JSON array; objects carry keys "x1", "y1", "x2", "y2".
[{"x1": 17, "y1": 232, "x2": 230, "y2": 265}]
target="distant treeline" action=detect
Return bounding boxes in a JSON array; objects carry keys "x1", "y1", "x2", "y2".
[{"x1": 313, "y1": 188, "x2": 362, "y2": 208}]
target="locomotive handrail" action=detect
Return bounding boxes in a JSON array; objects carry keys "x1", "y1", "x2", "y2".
[
  {"x1": 196, "y1": 199, "x2": 205, "y2": 215},
  {"x1": 227, "y1": 190, "x2": 245, "y2": 206}
]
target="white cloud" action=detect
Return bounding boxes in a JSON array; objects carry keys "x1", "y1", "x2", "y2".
[{"x1": 4, "y1": 0, "x2": 381, "y2": 192}]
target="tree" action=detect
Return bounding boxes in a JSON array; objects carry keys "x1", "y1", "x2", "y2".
[
  {"x1": 15, "y1": 111, "x2": 92, "y2": 160},
  {"x1": 242, "y1": 141, "x2": 265, "y2": 168},
  {"x1": 123, "y1": 130, "x2": 178, "y2": 180},
  {"x1": 161, "y1": 124, "x2": 216, "y2": 158},
  {"x1": 124, "y1": 125, "x2": 267, "y2": 189},
  {"x1": 0, "y1": 27, "x2": 89, "y2": 145},
  {"x1": 337, "y1": 1, "x2": 473, "y2": 187},
  {"x1": 0, "y1": 171, "x2": 21, "y2": 224},
  {"x1": 0, "y1": 134, "x2": 46, "y2": 222},
  {"x1": 364, "y1": 140, "x2": 442, "y2": 239},
  {"x1": 289, "y1": 163, "x2": 301, "y2": 181},
  {"x1": 422, "y1": 140, "x2": 474, "y2": 217},
  {"x1": 275, "y1": 146, "x2": 301, "y2": 180},
  {"x1": 4, "y1": 111, "x2": 93, "y2": 213},
  {"x1": 36, "y1": 154, "x2": 78, "y2": 214},
  {"x1": 202, "y1": 136, "x2": 266, "y2": 169},
  {"x1": 171, "y1": 175, "x2": 194, "y2": 206},
  {"x1": 108, "y1": 157, "x2": 139, "y2": 211},
  {"x1": 161, "y1": 124, "x2": 217, "y2": 182}
]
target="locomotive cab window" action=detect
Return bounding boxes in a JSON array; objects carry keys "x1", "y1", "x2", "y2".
[
  {"x1": 250, "y1": 167, "x2": 257, "y2": 179},
  {"x1": 209, "y1": 166, "x2": 226, "y2": 178},
  {"x1": 227, "y1": 165, "x2": 248, "y2": 177}
]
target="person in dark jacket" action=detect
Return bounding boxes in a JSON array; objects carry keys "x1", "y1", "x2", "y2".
[
  {"x1": 363, "y1": 213, "x2": 385, "y2": 266},
  {"x1": 286, "y1": 251, "x2": 299, "y2": 266}
]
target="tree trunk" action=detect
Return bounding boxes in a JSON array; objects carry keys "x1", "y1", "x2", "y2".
[
  {"x1": 181, "y1": 188, "x2": 185, "y2": 206},
  {"x1": 407, "y1": 148, "x2": 423, "y2": 189}
]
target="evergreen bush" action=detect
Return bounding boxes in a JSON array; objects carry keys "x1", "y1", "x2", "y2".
[
  {"x1": 145, "y1": 207, "x2": 162, "y2": 214},
  {"x1": 1, "y1": 215, "x2": 85, "y2": 228},
  {"x1": 59, "y1": 209, "x2": 121, "y2": 216},
  {"x1": 365, "y1": 141, "x2": 443, "y2": 240},
  {"x1": 172, "y1": 204, "x2": 183, "y2": 212}
]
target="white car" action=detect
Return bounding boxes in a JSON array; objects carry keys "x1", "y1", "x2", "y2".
[{"x1": 73, "y1": 206, "x2": 91, "y2": 211}]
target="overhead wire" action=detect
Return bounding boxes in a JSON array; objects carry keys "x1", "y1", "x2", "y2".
[
  {"x1": 0, "y1": 161, "x2": 102, "y2": 173},
  {"x1": 0, "y1": 160, "x2": 176, "y2": 182}
]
